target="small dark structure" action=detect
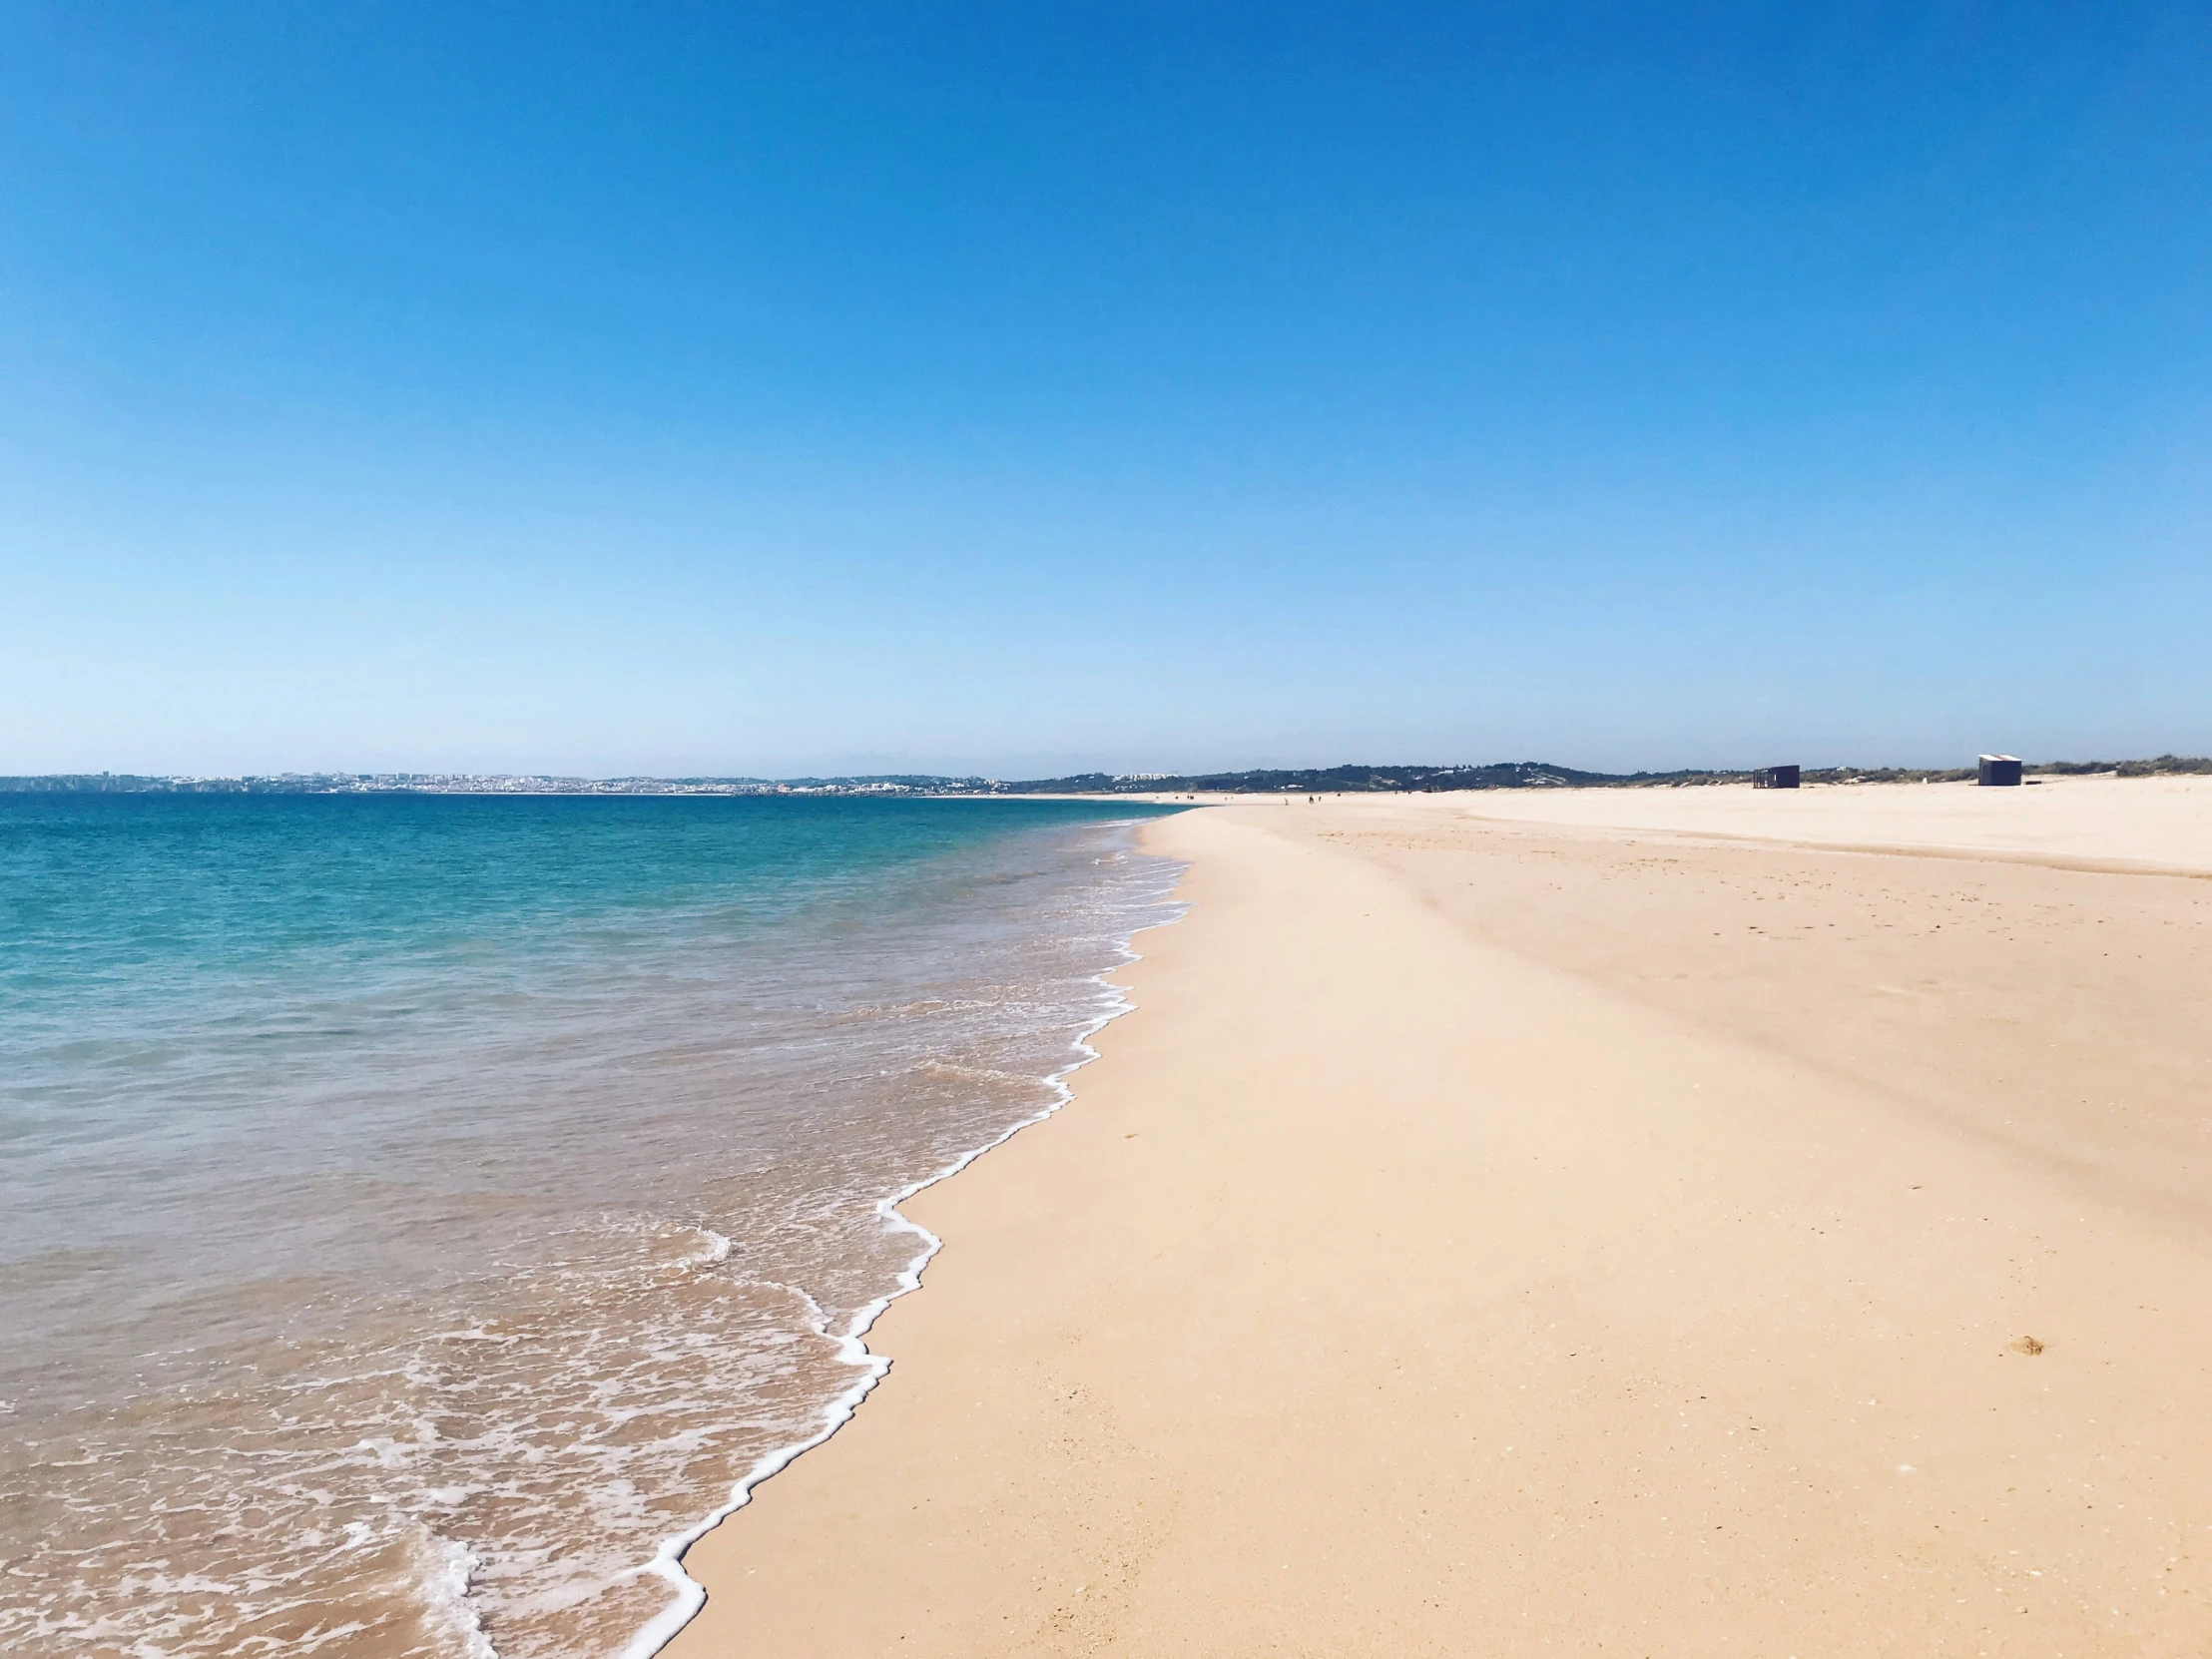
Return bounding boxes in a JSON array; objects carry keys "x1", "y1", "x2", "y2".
[
  {"x1": 1977, "y1": 754, "x2": 2023, "y2": 787},
  {"x1": 1752, "y1": 765, "x2": 1801, "y2": 790}
]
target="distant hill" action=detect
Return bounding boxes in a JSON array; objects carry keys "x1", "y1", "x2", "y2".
[
  {"x1": 1003, "y1": 755, "x2": 2212, "y2": 793},
  {"x1": 3, "y1": 756, "x2": 2206, "y2": 797},
  {"x1": 1000, "y1": 761, "x2": 1617, "y2": 793}
]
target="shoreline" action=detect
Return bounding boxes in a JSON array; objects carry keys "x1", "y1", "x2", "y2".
[
  {"x1": 662, "y1": 785, "x2": 2212, "y2": 1656},
  {"x1": 616, "y1": 823, "x2": 1191, "y2": 1659}
]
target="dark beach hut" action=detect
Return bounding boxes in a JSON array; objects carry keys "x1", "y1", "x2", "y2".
[
  {"x1": 1977, "y1": 754, "x2": 2023, "y2": 787},
  {"x1": 1752, "y1": 765, "x2": 1801, "y2": 790}
]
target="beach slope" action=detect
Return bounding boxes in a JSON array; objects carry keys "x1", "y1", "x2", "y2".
[{"x1": 667, "y1": 788, "x2": 2212, "y2": 1656}]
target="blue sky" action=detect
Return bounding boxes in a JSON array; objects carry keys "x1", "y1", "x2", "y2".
[{"x1": 4, "y1": 2, "x2": 2207, "y2": 777}]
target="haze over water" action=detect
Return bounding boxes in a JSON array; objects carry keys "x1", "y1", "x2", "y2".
[{"x1": 0, "y1": 793, "x2": 1182, "y2": 1657}]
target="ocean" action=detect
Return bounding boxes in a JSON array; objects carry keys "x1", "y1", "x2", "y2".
[{"x1": 0, "y1": 792, "x2": 1186, "y2": 1658}]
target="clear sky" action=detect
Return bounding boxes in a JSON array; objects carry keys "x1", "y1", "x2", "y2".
[{"x1": 4, "y1": 2, "x2": 2208, "y2": 778}]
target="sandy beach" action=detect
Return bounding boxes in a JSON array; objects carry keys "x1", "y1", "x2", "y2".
[{"x1": 666, "y1": 777, "x2": 2212, "y2": 1657}]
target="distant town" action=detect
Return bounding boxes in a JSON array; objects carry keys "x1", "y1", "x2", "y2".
[{"x1": 4, "y1": 756, "x2": 2207, "y2": 798}]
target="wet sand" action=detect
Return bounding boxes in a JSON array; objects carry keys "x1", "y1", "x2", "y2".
[{"x1": 665, "y1": 779, "x2": 2212, "y2": 1656}]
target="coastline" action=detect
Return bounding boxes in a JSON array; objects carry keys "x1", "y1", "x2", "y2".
[
  {"x1": 662, "y1": 784, "x2": 2212, "y2": 1656},
  {"x1": 0, "y1": 796, "x2": 1191, "y2": 1659},
  {"x1": 615, "y1": 818, "x2": 1189, "y2": 1659}
]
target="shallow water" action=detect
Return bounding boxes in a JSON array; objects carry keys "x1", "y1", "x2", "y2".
[{"x1": 0, "y1": 794, "x2": 1183, "y2": 1657}]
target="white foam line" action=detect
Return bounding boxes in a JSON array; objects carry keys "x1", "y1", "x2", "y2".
[{"x1": 611, "y1": 869, "x2": 1188, "y2": 1659}]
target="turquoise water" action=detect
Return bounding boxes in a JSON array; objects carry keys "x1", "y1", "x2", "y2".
[{"x1": 0, "y1": 794, "x2": 1184, "y2": 1658}]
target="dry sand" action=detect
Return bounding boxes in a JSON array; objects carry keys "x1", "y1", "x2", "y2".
[
  {"x1": 665, "y1": 779, "x2": 2212, "y2": 1657},
  {"x1": 1418, "y1": 773, "x2": 2212, "y2": 875}
]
